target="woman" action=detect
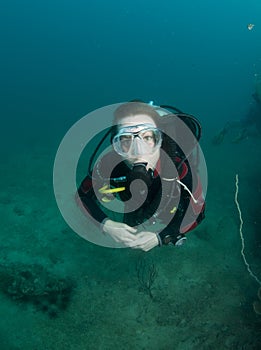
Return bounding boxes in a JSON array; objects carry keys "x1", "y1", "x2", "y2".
[{"x1": 78, "y1": 101, "x2": 206, "y2": 251}]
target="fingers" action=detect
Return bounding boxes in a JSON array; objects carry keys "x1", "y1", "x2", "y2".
[
  {"x1": 109, "y1": 222, "x2": 137, "y2": 233},
  {"x1": 103, "y1": 221, "x2": 157, "y2": 251},
  {"x1": 128, "y1": 233, "x2": 148, "y2": 246},
  {"x1": 106, "y1": 224, "x2": 138, "y2": 244},
  {"x1": 112, "y1": 224, "x2": 137, "y2": 243},
  {"x1": 123, "y1": 224, "x2": 137, "y2": 234},
  {"x1": 128, "y1": 232, "x2": 159, "y2": 251},
  {"x1": 112, "y1": 231, "x2": 137, "y2": 244},
  {"x1": 130, "y1": 242, "x2": 154, "y2": 252}
]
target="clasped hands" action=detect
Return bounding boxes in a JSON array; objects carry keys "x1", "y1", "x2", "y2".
[{"x1": 102, "y1": 219, "x2": 159, "y2": 251}]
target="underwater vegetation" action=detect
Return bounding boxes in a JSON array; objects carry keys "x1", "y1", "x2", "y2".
[
  {"x1": 136, "y1": 257, "x2": 158, "y2": 299},
  {"x1": 0, "y1": 263, "x2": 75, "y2": 318}
]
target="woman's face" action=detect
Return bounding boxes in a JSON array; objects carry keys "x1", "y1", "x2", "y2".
[{"x1": 115, "y1": 114, "x2": 161, "y2": 168}]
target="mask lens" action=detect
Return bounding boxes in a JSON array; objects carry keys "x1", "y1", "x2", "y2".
[
  {"x1": 119, "y1": 134, "x2": 133, "y2": 152},
  {"x1": 113, "y1": 124, "x2": 162, "y2": 157}
]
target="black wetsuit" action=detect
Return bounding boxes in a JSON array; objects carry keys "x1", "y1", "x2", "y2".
[{"x1": 78, "y1": 150, "x2": 205, "y2": 245}]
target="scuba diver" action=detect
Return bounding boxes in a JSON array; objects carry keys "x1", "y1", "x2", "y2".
[
  {"x1": 77, "y1": 101, "x2": 206, "y2": 251},
  {"x1": 212, "y1": 79, "x2": 261, "y2": 145}
]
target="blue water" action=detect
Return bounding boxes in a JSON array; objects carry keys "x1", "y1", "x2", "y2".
[
  {"x1": 1, "y1": 0, "x2": 261, "y2": 128},
  {"x1": 1, "y1": 1, "x2": 261, "y2": 349}
]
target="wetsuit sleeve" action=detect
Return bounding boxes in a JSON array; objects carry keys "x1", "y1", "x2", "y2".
[{"x1": 77, "y1": 175, "x2": 107, "y2": 225}]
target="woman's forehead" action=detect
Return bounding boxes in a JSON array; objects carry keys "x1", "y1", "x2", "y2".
[{"x1": 119, "y1": 114, "x2": 157, "y2": 127}]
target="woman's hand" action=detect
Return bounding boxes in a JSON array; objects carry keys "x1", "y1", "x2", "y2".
[
  {"x1": 102, "y1": 220, "x2": 159, "y2": 251},
  {"x1": 102, "y1": 219, "x2": 138, "y2": 246},
  {"x1": 128, "y1": 231, "x2": 159, "y2": 251}
]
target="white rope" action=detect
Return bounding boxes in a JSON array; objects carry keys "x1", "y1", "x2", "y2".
[
  {"x1": 235, "y1": 174, "x2": 261, "y2": 286},
  {"x1": 162, "y1": 177, "x2": 198, "y2": 204}
]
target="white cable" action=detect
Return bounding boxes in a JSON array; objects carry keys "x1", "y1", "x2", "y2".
[
  {"x1": 176, "y1": 179, "x2": 198, "y2": 203},
  {"x1": 162, "y1": 177, "x2": 198, "y2": 204}
]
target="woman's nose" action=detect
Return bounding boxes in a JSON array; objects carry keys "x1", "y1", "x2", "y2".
[{"x1": 132, "y1": 137, "x2": 146, "y2": 155}]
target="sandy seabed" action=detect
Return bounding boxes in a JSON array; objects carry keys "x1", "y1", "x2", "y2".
[{"x1": 0, "y1": 135, "x2": 260, "y2": 350}]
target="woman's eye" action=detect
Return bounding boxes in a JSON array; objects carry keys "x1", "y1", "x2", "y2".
[
  {"x1": 120, "y1": 135, "x2": 132, "y2": 141},
  {"x1": 144, "y1": 136, "x2": 153, "y2": 141},
  {"x1": 142, "y1": 133, "x2": 155, "y2": 143}
]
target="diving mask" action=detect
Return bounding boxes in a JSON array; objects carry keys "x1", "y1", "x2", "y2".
[{"x1": 112, "y1": 124, "x2": 162, "y2": 158}]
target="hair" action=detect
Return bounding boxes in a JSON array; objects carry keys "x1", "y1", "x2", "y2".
[{"x1": 113, "y1": 102, "x2": 160, "y2": 126}]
